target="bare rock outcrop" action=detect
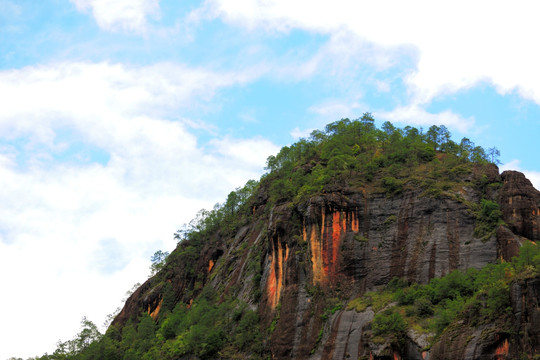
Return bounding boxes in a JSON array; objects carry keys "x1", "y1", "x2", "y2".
[{"x1": 499, "y1": 170, "x2": 540, "y2": 241}]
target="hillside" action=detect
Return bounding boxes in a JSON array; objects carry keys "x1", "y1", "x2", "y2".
[{"x1": 33, "y1": 115, "x2": 540, "y2": 360}]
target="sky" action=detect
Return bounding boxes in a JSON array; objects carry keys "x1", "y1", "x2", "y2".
[{"x1": 1, "y1": 0, "x2": 540, "y2": 358}]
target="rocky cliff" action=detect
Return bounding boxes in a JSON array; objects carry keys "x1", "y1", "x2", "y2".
[
  {"x1": 109, "y1": 119, "x2": 540, "y2": 360},
  {"x1": 111, "y1": 166, "x2": 540, "y2": 359}
]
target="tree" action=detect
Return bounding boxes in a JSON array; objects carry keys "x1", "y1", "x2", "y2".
[
  {"x1": 438, "y1": 125, "x2": 451, "y2": 146},
  {"x1": 440, "y1": 139, "x2": 459, "y2": 155},
  {"x1": 122, "y1": 282, "x2": 142, "y2": 302},
  {"x1": 137, "y1": 313, "x2": 155, "y2": 342},
  {"x1": 103, "y1": 307, "x2": 121, "y2": 328},
  {"x1": 325, "y1": 118, "x2": 351, "y2": 135},
  {"x1": 470, "y1": 146, "x2": 487, "y2": 163},
  {"x1": 426, "y1": 125, "x2": 440, "y2": 149},
  {"x1": 512, "y1": 241, "x2": 540, "y2": 271},
  {"x1": 150, "y1": 250, "x2": 169, "y2": 276},
  {"x1": 487, "y1": 147, "x2": 501, "y2": 164},
  {"x1": 225, "y1": 190, "x2": 239, "y2": 215},
  {"x1": 425, "y1": 125, "x2": 451, "y2": 151},
  {"x1": 379, "y1": 121, "x2": 397, "y2": 149},
  {"x1": 360, "y1": 112, "x2": 375, "y2": 130},
  {"x1": 381, "y1": 121, "x2": 396, "y2": 135},
  {"x1": 76, "y1": 317, "x2": 102, "y2": 352},
  {"x1": 459, "y1": 137, "x2": 474, "y2": 160},
  {"x1": 51, "y1": 317, "x2": 103, "y2": 358}
]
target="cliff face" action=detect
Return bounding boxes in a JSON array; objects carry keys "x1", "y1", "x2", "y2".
[
  {"x1": 424, "y1": 170, "x2": 540, "y2": 360},
  {"x1": 499, "y1": 171, "x2": 540, "y2": 242},
  {"x1": 112, "y1": 167, "x2": 540, "y2": 359}
]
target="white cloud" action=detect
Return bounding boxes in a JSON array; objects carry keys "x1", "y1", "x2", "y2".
[
  {"x1": 205, "y1": 0, "x2": 540, "y2": 105},
  {"x1": 209, "y1": 136, "x2": 280, "y2": 186},
  {"x1": 70, "y1": 0, "x2": 160, "y2": 33},
  {"x1": 309, "y1": 100, "x2": 364, "y2": 120},
  {"x1": 265, "y1": 29, "x2": 411, "y2": 86},
  {"x1": 0, "y1": 1, "x2": 21, "y2": 17},
  {"x1": 528, "y1": 172, "x2": 540, "y2": 191},
  {"x1": 290, "y1": 127, "x2": 314, "y2": 140},
  {"x1": 375, "y1": 104, "x2": 475, "y2": 133},
  {"x1": 238, "y1": 109, "x2": 258, "y2": 124},
  {"x1": 210, "y1": 136, "x2": 279, "y2": 167},
  {"x1": 0, "y1": 61, "x2": 274, "y2": 359},
  {"x1": 374, "y1": 79, "x2": 391, "y2": 93},
  {"x1": 0, "y1": 62, "x2": 258, "y2": 149}
]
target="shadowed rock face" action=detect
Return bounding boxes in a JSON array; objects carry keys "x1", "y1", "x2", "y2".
[
  {"x1": 499, "y1": 171, "x2": 540, "y2": 242},
  {"x1": 296, "y1": 189, "x2": 498, "y2": 292},
  {"x1": 112, "y1": 169, "x2": 540, "y2": 359}
]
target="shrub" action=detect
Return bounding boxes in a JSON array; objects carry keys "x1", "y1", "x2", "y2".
[
  {"x1": 372, "y1": 309, "x2": 407, "y2": 340},
  {"x1": 413, "y1": 297, "x2": 434, "y2": 317},
  {"x1": 474, "y1": 199, "x2": 503, "y2": 241},
  {"x1": 382, "y1": 176, "x2": 403, "y2": 194}
]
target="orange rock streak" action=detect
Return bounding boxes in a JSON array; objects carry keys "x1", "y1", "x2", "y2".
[
  {"x1": 308, "y1": 210, "x2": 357, "y2": 286},
  {"x1": 267, "y1": 254, "x2": 277, "y2": 308},
  {"x1": 149, "y1": 299, "x2": 163, "y2": 320},
  {"x1": 351, "y1": 210, "x2": 360, "y2": 232},
  {"x1": 495, "y1": 338, "x2": 509, "y2": 358},
  {"x1": 331, "y1": 212, "x2": 343, "y2": 277},
  {"x1": 266, "y1": 239, "x2": 289, "y2": 309},
  {"x1": 321, "y1": 208, "x2": 326, "y2": 239},
  {"x1": 310, "y1": 225, "x2": 326, "y2": 285},
  {"x1": 208, "y1": 259, "x2": 214, "y2": 273}
]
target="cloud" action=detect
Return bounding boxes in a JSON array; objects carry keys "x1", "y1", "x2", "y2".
[
  {"x1": 204, "y1": 0, "x2": 540, "y2": 106},
  {"x1": 0, "y1": 1, "x2": 21, "y2": 17},
  {"x1": 209, "y1": 136, "x2": 280, "y2": 185},
  {"x1": 0, "y1": 61, "x2": 258, "y2": 150},
  {"x1": 290, "y1": 127, "x2": 314, "y2": 140},
  {"x1": 309, "y1": 100, "x2": 364, "y2": 120},
  {"x1": 262, "y1": 28, "x2": 413, "y2": 87},
  {"x1": 527, "y1": 172, "x2": 540, "y2": 191},
  {"x1": 238, "y1": 109, "x2": 259, "y2": 124},
  {"x1": 375, "y1": 104, "x2": 475, "y2": 133},
  {"x1": 70, "y1": 0, "x2": 160, "y2": 33},
  {"x1": 0, "y1": 61, "x2": 275, "y2": 359}
]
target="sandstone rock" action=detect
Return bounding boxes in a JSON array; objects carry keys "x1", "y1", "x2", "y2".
[{"x1": 499, "y1": 170, "x2": 540, "y2": 241}]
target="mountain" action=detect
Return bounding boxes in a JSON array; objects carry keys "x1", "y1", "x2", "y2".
[{"x1": 37, "y1": 116, "x2": 540, "y2": 359}]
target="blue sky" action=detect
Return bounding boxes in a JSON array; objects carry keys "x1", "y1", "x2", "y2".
[{"x1": 1, "y1": 0, "x2": 540, "y2": 358}]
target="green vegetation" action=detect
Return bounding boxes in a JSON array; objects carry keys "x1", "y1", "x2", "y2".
[
  {"x1": 174, "y1": 178, "x2": 259, "y2": 244},
  {"x1": 347, "y1": 289, "x2": 395, "y2": 313},
  {"x1": 372, "y1": 309, "x2": 407, "y2": 341},
  {"x1": 149, "y1": 250, "x2": 169, "y2": 276},
  {"x1": 474, "y1": 199, "x2": 504, "y2": 241},
  {"x1": 262, "y1": 115, "x2": 499, "y2": 205},
  {"x1": 349, "y1": 241, "x2": 540, "y2": 347}
]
